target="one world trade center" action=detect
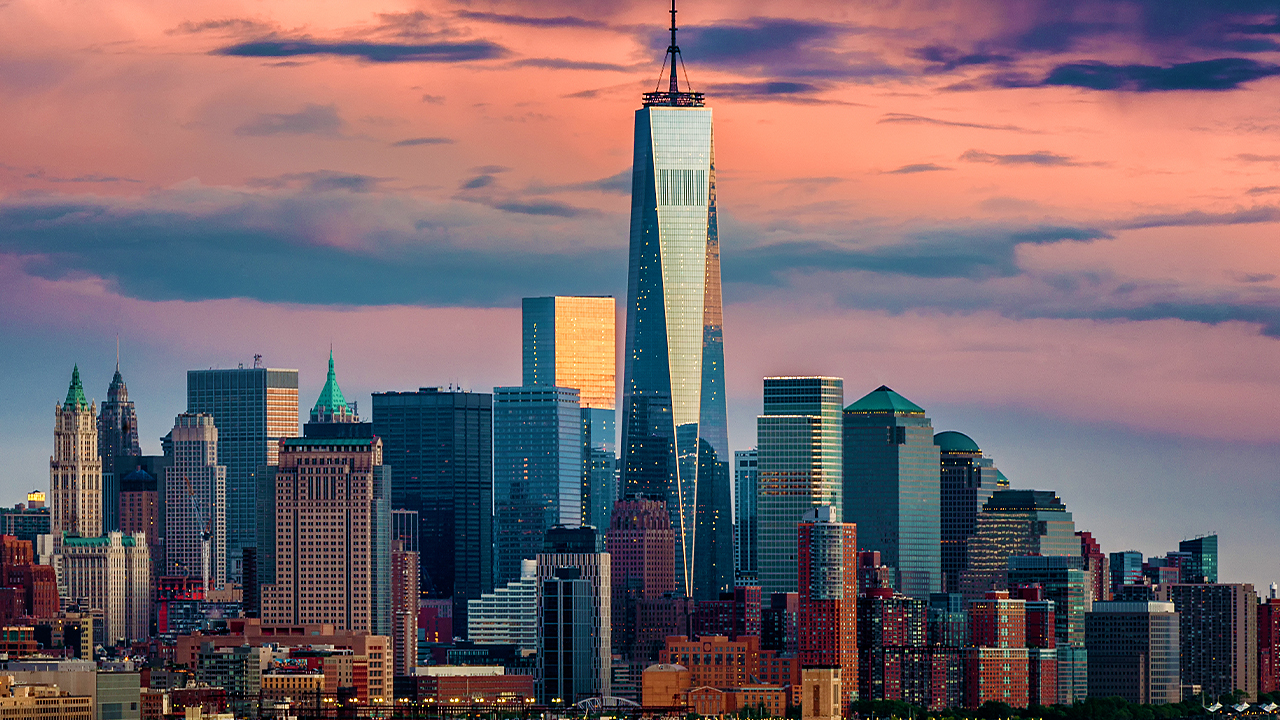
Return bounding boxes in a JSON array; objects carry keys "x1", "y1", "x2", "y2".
[{"x1": 621, "y1": 1, "x2": 732, "y2": 601}]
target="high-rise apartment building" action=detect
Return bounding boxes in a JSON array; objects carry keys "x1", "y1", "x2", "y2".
[
  {"x1": 1008, "y1": 555, "x2": 1090, "y2": 703},
  {"x1": 522, "y1": 296, "x2": 618, "y2": 531},
  {"x1": 607, "y1": 496, "x2": 675, "y2": 659},
  {"x1": 960, "y1": 490, "x2": 1078, "y2": 599},
  {"x1": 187, "y1": 366, "x2": 298, "y2": 581},
  {"x1": 164, "y1": 413, "x2": 228, "y2": 590},
  {"x1": 1178, "y1": 535, "x2": 1218, "y2": 584},
  {"x1": 59, "y1": 532, "x2": 150, "y2": 644},
  {"x1": 1077, "y1": 531, "x2": 1109, "y2": 603},
  {"x1": 758, "y1": 378, "x2": 843, "y2": 595},
  {"x1": 494, "y1": 386, "x2": 583, "y2": 587},
  {"x1": 1085, "y1": 600, "x2": 1181, "y2": 704},
  {"x1": 98, "y1": 364, "x2": 141, "y2": 533},
  {"x1": 843, "y1": 386, "x2": 941, "y2": 597},
  {"x1": 51, "y1": 366, "x2": 102, "y2": 541},
  {"x1": 1158, "y1": 583, "x2": 1259, "y2": 700},
  {"x1": 372, "y1": 387, "x2": 493, "y2": 636},
  {"x1": 261, "y1": 435, "x2": 391, "y2": 635},
  {"x1": 392, "y1": 540, "x2": 420, "y2": 677},
  {"x1": 734, "y1": 449, "x2": 758, "y2": 582},
  {"x1": 934, "y1": 431, "x2": 999, "y2": 595},
  {"x1": 965, "y1": 591, "x2": 1029, "y2": 708},
  {"x1": 798, "y1": 506, "x2": 858, "y2": 713},
  {"x1": 1259, "y1": 595, "x2": 1280, "y2": 695},
  {"x1": 620, "y1": 18, "x2": 731, "y2": 601},
  {"x1": 1110, "y1": 550, "x2": 1145, "y2": 597}
]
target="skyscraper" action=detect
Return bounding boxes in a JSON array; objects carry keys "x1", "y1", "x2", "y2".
[
  {"x1": 51, "y1": 366, "x2": 102, "y2": 541},
  {"x1": 99, "y1": 363, "x2": 141, "y2": 533},
  {"x1": 1178, "y1": 535, "x2": 1218, "y2": 584},
  {"x1": 372, "y1": 387, "x2": 493, "y2": 635},
  {"x1": 960, "y1": 490, "x2": 1078, "y2": 599},
  {"x1": 798, "y1": 506, "x2": 858, "y2": 713},
  {"x1": 164, "y1": 413, "x2": 228, "y2": 590},
  {"x1": 935, "y1": 431, "x2": 999, "y2": 594},
  {"x1": 1158, "y1": 582, "x2": 1258, "y2": 700},
  {"x1": 757, "y1": 377, "x2": 843, "y2": 595},
  {"x1": 843, "y1": 386, "x2": 941, "y2": 597},
  {"x1": 1085, "y1": 600, "x2": 1181, "y2": 705},
  {"x1": 261, "y1": 435, "x2": 391, "y2": 635},
  {"x1": 392, "y1": 541, "x2": 420, "y2": 676},
  {"x1": 187, "y1": 366, "x2": 298, "y2": 581},
  {"x1": 620, "y1": 7, "x2": 730, "y2": 601},
  {"x1": 522, "y1": 296, "x2": 617, "y2": 531},
  {"x1": 493, "y1": 385, "x2": 583, "y2": 587},
  {"x1": 734, "y1": 449, "x2": 758, "y2": 582},
  {"x1": 606, "y1": 496, "x2": 675, "y2": 659}
]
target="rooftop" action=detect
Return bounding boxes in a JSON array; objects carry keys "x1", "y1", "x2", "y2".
[
  {"x1": 63, "y1": 366, "x2": 88, "y2": 410},
  {"x1": 934, "y1": 431, "x2": 980, "y2": 454},
  {"x1": 983, "y1": 489, "x2": 1067, "y2": 513},
  {"x1": 844, "y1": 385, "x2": 925, "y2": 415}
]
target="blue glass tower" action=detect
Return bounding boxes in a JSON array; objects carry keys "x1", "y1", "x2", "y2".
[{"x1": 621, "y1": 2, "x2": 731, "y2": 600}]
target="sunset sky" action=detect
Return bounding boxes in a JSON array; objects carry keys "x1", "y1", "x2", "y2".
[{"x1": 3, "y1": 0, "x2": 1278, "y2": 585}]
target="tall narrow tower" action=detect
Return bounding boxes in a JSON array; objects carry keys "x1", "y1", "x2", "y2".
[
  {"x1": 99, "y1": 361, "x2": 141, "y2": 533},
  {"x1": 51, "y1": 366, "x2": 102, "y2": 540},
  {"x1": 621, "y1": 0, "x2": 731, "y2": 601}
]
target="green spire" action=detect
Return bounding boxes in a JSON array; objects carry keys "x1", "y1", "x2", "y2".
[
  {"x1": 311, "y1": 350, "x2": 351, "y2": 419},
  {"x1": 64, "y1": 365, "x2": 88, "y2": 409}
]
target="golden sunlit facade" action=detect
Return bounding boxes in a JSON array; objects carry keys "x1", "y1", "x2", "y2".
[{"x1": 522, "y1": 296, "x2": 615, "y2": 410}]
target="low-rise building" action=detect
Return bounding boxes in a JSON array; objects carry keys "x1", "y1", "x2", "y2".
[{"x1": 0, "y1": 674, "x2": 92, "y2": 720}]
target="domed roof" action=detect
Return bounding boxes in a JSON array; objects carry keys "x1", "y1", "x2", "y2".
[
  {"x1": 934, "y1": 431, "x2": 980, "y2": 454},
  {"x1": 844, "y1": 385, "x2": 925, "y2": 415}
]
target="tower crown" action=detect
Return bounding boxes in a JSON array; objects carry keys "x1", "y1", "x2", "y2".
[
  {"x1": 311, "y1": 350, "x2": 356, "y2": 423},
  {"x1": 64, "y1": 365, "x2": 88, "y2": 410}
]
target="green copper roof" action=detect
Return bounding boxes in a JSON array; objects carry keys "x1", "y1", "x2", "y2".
[
  {"x1": 312, "y1": 351, "x2": 351, "y2": 416},
  {"x1": 64, "y1": 365, "x2": 88, "y2": 409},
  {"x1": 844, "y1": 385, "x2": 925, "y2": 415},
  {"x1": 934, "y1": 431, "x2": 980, "y2": 454}
]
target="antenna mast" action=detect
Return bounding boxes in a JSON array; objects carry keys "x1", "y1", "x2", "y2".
[{"x1": 644, "y1": 0, "x2": 704, "y2": 107}]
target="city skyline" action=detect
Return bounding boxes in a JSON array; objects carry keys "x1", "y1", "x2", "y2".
[{"x1": 1, "y1": 0, "x2": 1279, "y2": 593}]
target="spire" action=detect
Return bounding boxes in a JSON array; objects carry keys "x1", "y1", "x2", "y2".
[
  {"x1": 643, "y1": 0, "x2": 704, "y2": 107},
  {"x1": 64, "y1": 365, "x2": 88, "y2": 410},
  {"x1": 311, "y1": 350, "x2": 355, "y2": 423}
]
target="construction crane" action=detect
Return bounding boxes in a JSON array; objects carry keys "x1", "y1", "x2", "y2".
[{"x1": 180, "y1": 474, "x2": 213, "y2": 596}]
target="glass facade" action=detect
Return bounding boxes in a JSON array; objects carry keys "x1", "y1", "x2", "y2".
[
  {"x1": 757, "y1": 377, "x2": 843, "y2": 595},
  {"x1": 493, "y1": 386, "x2": 583, "y2": 587},
  {"x1": 936, "y1": 432, "x2": 1000, "y2": 594},
  {"x1": 622, "y1": 99, "x2": 731, "y2": 600},
  {"x1": 734, "y1": 449, "x2": 758, "y2": 582},
  {"x1": 960, "y1": 489, "x2": 1079, "y2": 599},
  {"x1": 1178, "y1": 535, "x2": 1218, "y2": 584},
  {"x1": 843, "y1": 386, "x2": 941, "y2": 598},
  {"x1": 187, "y1": 367, "x2": 299, "y2": 582},
  {"x1": 371, "y1": 388, "x2": 493, "y2": 637},
  {"x1": 522, "y1": 296, "x2": 618, "y2": 532}
]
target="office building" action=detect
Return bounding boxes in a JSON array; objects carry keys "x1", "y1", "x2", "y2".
[
  {"x1": 798, "y1": 506, "x2": 858, "y2": 713},
  {"x1": 51, "y1": 366, "x2": 102, "y2": 541},
  {"x1": 0, "y1": 496, "x2": 50, "y2": 545},
  {"x1": 1178, "y1": 536, "x2": 1218, "y2": 584},
  {"x1": 164, "y1": 413, "x2": 227, "y2": 589},
  {"x1": 0, "y1": 675, "x2": 92, "y2": 720},
  {"x1": 372, "y1": 387, "x2": 493, "y2": 635},
  {"x1": 734, "y1": 449, "x2": 758, "y2": 581},
  {"x1": 843, "y1": 385, "x2": 940, "y2": 597},
  {"x1": 59, "y1": 533, "x2": 150, "y2": 644},
  {"x1": 469, "y1": 558, "x2": 538, "y2": 653},
  {"x1": 1159, "y1": 583, "x2": 1259, "y2": 700},
  {"x1": 620, "y1": 21, "x2": 731, "y2": 602},
  {"x1": 539, "y1": 567, "x2": 610, "y2": 703},
  {"x1": 757, "y1": 377, "x2": 843, "y2": 595},
  {"x1": 260, "y1": 435, "x2": 391, "y2": 635},
  {"x1": 392, "y1": 541, "x2": 420, "y2": 676},
  {"x1": 960, "y1": 490, "x2": 1078, "y2": 599},
  {"x1": 1086, "y1": 600, "x2": 1180, "y2": 704},
  {"x1": 522, "y1": 296, "x2": 617, "y2": 532},
  {"x1": 392, "y1": 509, "x2": 419, "y2": 552},
  {"x1": 1111, "y1": 551, "x2": 1145, "y2": 597},
  {"x1": 1008, "y1": 556, "x2": 1088, "y2": 649},
  {"x1": 935, "y1": 431, "x2": 999, "y2": 594},
  {"x1": 187, "y1": 365, "x2": 298, "y2": 581},
  {"x1": 494, "y1": 386, "x2": 583, "y2": 587},
  {"x1": 98, "y1": 363, "x2": 141, "y2": 533},
  {"x1": 118, "y1": 467, "x2": 160, "y2": 590},
  {"x1": 606, "y1": 496, "x2": 675, "y2": 659},
  {"x1": 693, "y1": 585, "x2": 762, "y2": 639},
  {"x1": 196, "y1": 643, "x2": 270, "y2": 718}
]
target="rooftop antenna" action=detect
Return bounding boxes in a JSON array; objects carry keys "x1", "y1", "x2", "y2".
[
  {"x1": 253, "y1": 354, "x2": 263, "y2": 369},
  {"x1": 667, "y1": 0, "x2": 680, "y2": 94},
  {"x1": 644, "y1": 0, "x2": 703, "y2": 107},
  {"x1": 115, "y1": 334, "x2": 120, "y2": 371}
]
